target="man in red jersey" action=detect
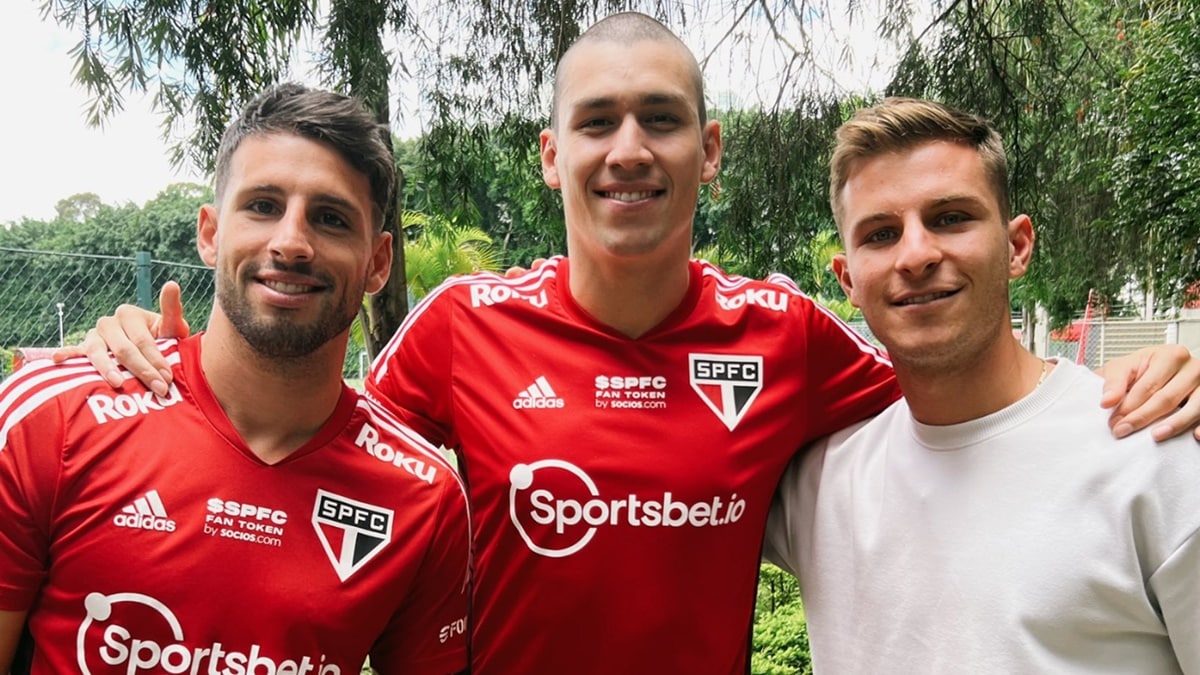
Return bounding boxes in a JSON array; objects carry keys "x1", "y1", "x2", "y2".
[
  {"x1": 0, "y1": 84, "x2": 469, "y2": 674},
  {"x1": 68, "y1": 13, "x2": 1200, "y2": 675}
]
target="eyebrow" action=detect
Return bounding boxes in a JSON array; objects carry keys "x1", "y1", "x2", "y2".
[
  {"x1": 848, "y1": 194, "x2": 989, "y2": 233},
  {"x1": 571, "y1": 92, "x2": 691, "y2": 113},
  {"x1": 239, "y1": 184, "x2": 362, "y2": 214},
  {"x1": 929, "y1": 193, "x2": 987, "y2": 210}
]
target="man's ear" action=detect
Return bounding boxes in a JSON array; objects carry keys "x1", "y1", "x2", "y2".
[
  {"x1": 197, "y1": 204, "x2": 219, "y2": 268},
  {"x1": 364, "y1": 232, "x2": 394, "y2": 295},
  {"x1": 830, "y1": 252, "x2": 861, "y2": 308},
  {"x1": 700, "y1": 120, "x2": 722, "y2": 184},
  {"x1": 1007, "y1": 214, "x2": 1035, "y2": 280},
  {"x1": 539, "y1": 129, "x2": 561, "y2": 190}
]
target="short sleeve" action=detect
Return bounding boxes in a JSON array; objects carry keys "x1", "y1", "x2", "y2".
[
  {"x1": 798, "y1": 302, "x2": 899, "y2": 440},
  {"x1": 0, "y1": 369, "x2": 64, "y2": 610},
  {"x1": 368, "y1": 475, "x2": 471, "y2": 674},
  {"x1": 367, "y1": 287, "x2": 459, "y2": 449}
]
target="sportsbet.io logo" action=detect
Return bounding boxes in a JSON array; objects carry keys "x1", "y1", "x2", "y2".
[
  {"x1": 508, "y1": 459, "x2": 746, "y2": 558},
  {"x1": 73, "y1": 592, "x2": 339, "y2": 674}
]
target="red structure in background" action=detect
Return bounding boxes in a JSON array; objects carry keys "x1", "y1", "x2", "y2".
[
  {"x1": 1047, "y1": 290, "x2": 1101, "y2": 365},
  {"x1": 1075, "y1": 289, "x2": 1097, "y2": 365},
  {"x1": 1185, "y1": 282, "x2": 1200, "y2": 310}
]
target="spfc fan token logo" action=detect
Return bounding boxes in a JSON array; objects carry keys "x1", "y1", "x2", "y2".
[
  {"x1": 689, "y1": 354, "x2": 764, "y2": 431},
  {"x1": 312, "y1": 490, "x2": 394, "y2": 582}
]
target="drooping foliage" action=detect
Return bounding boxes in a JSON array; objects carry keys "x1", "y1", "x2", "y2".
[{"x1": 38, "y1": 0, "x2": 1200, "y2": 329}]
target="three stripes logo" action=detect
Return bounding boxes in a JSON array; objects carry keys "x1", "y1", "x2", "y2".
[
  {"x1": 512, "y1": 376, "x2": 565, "y2": 410},
  {"x1": 112, "y1": 489, "x2": 177, "y2": 532},
  {"x1": 689, "y1": 354, "x2": 764, "y2": 431}
]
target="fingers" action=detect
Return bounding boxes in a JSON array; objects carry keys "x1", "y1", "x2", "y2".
[
  {"x1": 98, "y1": 304, "x2": 175, "y2": 397},
  {"x1": 158, "y1": 281, "x2": 191, "y2": 338},
  {"x1": 76, "y1": 326, "x2": 126, "y2": 390},
  {"x1": 1097, "y1": 348, "x2": 1153, "y2": 411},
  {"x1": 1104, "y1": 345, "x2": 1200, "y2": 440},
  {"x1": 50, "y1": 344, "x2": 86, "y2": 364},
  {"x1": 1142, "y1": 393, "x2": 1200, "y2": 443},
  {"x1": 503, "y1": 258, "x2": 550, "y2": 278}
]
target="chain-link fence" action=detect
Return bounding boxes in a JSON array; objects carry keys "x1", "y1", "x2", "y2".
[
  {"x1": 0, "y1": 247, "x2": 368, "y2": 381},
  {"x1": 1047, "y1": 318, "x2": 1180, "y2": 369}
]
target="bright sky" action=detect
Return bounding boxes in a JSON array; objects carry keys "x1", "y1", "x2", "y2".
[
  {"x1": 0, "y1": 2, "x2": 903, "y2": 226},
  {"x1": 0, "y1": 2, "x2": 206, "y2": 224}
]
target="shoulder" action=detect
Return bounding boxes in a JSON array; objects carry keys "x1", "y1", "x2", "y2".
[
  {"x1": 1, "y1": 357, "x2": 113, "y2": 444},
  {"x1": 694, "y1": 259, "x2": 814, "y2": 312},
  {"x1": 795, "y1": 411, "x2": 894, "y2": 466},
  {"x1": 412, "y1": 258, "x2": 563, "y2": 313},
  {"x1": 691, "y1": 260, "x2": 874, "y2": 344},
  {"x1": 821, "y1": 410, "x2": 895, "y2": 449},
  {"x1": 350, "y1": 396, "x2": 466, "y2": 496}
]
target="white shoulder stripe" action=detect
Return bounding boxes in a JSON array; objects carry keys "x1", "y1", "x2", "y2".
[
  {"x1": 358, "y1": 398, "x2": 465, "y2": 486},
  {"x1": 1, "y1": 362, "x2": 113, "y2": 414},
  {"x1": 0, "y1": 349, "x2": 184, "y2": 449},
  {"x1": 810, "y1": 301, "x2": 893, "y2": 367},
  {"x1": 357, "y1": 397, "x2": 473, "y2": 589},
  {"x1": 697, "y1": 260, "x2": 807, "y2": 296},
  {"x1": 373, "y1": 257, "x2": 563, "y2": 384},
  {"x1": 0, "y1": 370, "x2": 106, "y2": 449}
]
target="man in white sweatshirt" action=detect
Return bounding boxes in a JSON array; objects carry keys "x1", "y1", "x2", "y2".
[{"x1": 765, "y1": 97, "x2": 1199, "y2": 673}]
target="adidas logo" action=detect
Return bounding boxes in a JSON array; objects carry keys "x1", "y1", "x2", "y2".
[
  {"x1": 512, "y1": 376, "x2": 565, "y2": 410},
  {"x1": 112, "y1": 489, "x2": 178, "y2": 533}
]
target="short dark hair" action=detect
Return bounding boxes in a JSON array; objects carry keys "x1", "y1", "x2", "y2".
[
  {"x1": 213, "y1": 83, "x2": 395, "y2": 230},
  {"x1": 830, "y1": 97, "x2": 1010, "y2": 227},
  {"x1": 551, "y1": 12, "x2": 707, "y2": 129}
]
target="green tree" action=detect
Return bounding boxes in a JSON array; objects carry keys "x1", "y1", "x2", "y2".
[
  {"x1": 43, "y1": 0, "x2": 411, "y2": 355},
  {"x1": 401, "y1": 119, "x2": 565, "y2": 269},
  {"x1": 54, "y1": 192, "x2": 103, "y2": 223},
  {"x1": 0, "y1": 186, "x2": 212, "y2": 348},
  {"x1": 885, "y1": 0, "x2": 1135, "y2": 325},
  {"x1": 41, "y1": 0, "x2": 889, "y2": 343},
  {"x1": 701, "y1": 102, "x2": 845, "y2": 283},
  {"x1": 403, "y1": 211, "x2": 502, "y2": 300},
  {"x1": 1110, "y1": 0, "x2": 1200, "y2": 310},
  {"x1": 752, "y1": 564, "x2": 812, "y2": 675}
]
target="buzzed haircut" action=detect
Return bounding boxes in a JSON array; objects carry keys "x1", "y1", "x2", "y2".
[
  {"x1": 829, "y1": 97, "x2": 1010, "y2": 227},
  {"x1": 213, "y1": 83, "x2": 395, "y2": 231},
  {"x1": 550, "y1": 12, "x2": 707, "y2": 128}
]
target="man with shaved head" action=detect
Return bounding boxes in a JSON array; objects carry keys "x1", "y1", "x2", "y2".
[{"x1": 74, "y1": 12, "x2": 1200, "y2": 674}]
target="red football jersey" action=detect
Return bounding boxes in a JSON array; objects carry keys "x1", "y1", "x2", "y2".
[
  {"x1": 0, "y1": 336, "x2": 470, "y2": 674},
  {"x1": 369, "y1": 257, "x2": 900, "y2": 674}
]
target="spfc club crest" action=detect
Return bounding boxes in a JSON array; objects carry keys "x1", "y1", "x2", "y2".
[
  {"x1": 312, "y1": 490, "x2": 393, "y2": 582},
  {"x1": 688, "y1": 353, "x2": 764, "y2": 431}
]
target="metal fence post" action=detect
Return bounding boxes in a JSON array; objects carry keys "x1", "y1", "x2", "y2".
[{"x1": 136, "y1": 251, "x2": 153, "y2": 309}]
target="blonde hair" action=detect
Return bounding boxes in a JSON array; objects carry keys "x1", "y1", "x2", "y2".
[{"x1": 829, "y1": 97, "x2": 1010, "y2": 226}]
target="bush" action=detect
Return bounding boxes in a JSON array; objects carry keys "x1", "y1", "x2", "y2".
[{"x1": 752, "y1": 564, "x2": 812, "y2": 674}]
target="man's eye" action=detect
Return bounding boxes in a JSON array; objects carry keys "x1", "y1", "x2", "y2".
[
  {"x1": 938, "y1": 212, "x2": 968, "y2": 226},
  {"x1": 316, "y1": 212, "x2": 349, "y2": 228},
  {"x1": 865, "y1": 229, "x2": 897, "y2": 244},
  {"x1": 580, "y1": 118, "x2": 612, "y2": 130},
  {"x1": 646, "y1": 113, "x2": 680, "y2": 127},
  {"x1": 247, "y1": 199, "x2": 278, "y2": 215}
]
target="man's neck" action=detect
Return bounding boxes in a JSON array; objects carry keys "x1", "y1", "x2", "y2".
[
  {"x1": 200, "y1": 319, "x2": 347, "y2": 464},
  {"x1": 566, "y1": 252, "x2": 692, "y2": 339},
  {"x1": 896, "y1": 337, "x2": 1049, "y2": 426}
]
